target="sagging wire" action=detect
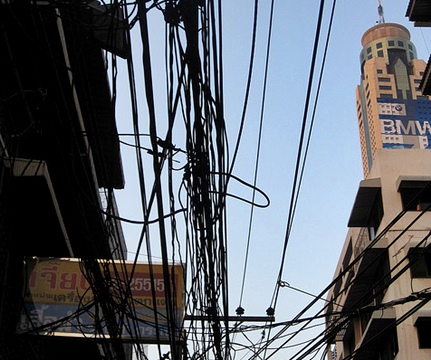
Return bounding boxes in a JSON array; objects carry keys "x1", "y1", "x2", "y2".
[
  {"x1": 271, "y1": 0, "x2": 328, "y2": 311},
  {"x1": 287, "y1": 190, "x2": 431, "y2": 359},
  {"x1": 168, "y1": 1, "x2": 231, "y2": 359},
  {"x1": 252, "y1": 178, "x2": 431, "y2": 359},
  {"x1": 242, "y1": 0, "x2": 333, "y2": 358},
  {"x1": 238, "y1": 0, "x2": 275, "y2": 310},
  {"x1": 269, "y1": 212, "x2": 431, "y2": 359}
]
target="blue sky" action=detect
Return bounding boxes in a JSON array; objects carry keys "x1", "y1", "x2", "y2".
[{"x1": 113, "y1": 1, "x2": 431, "y2": 358}]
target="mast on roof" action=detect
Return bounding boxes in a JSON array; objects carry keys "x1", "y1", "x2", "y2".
[{"x1": 378, "y1": 0, "x2": 385, "y2": 24}]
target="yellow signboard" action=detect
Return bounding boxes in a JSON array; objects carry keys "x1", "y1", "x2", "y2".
[{"x1": 18, "y1": 258, "x2": 185, "y2": 343}]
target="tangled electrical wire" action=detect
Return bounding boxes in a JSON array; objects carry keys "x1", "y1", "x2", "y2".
[{"x1": 10, "y1": 1, "x2": 431, "y2": 360}]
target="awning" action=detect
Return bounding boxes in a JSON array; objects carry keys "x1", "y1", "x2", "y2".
[
  {"x1": 406, "y1": 0, "x2": 431, "y2": 26},
  {"x1": 348, "y1": 178, "x2": 381, "y2": 228},
  {"x1": 396, "y1": 175, "x2": 431, "y2": 190},
  {"x1": 3, "y1": 158, "x2": 73, "y2": 257}
]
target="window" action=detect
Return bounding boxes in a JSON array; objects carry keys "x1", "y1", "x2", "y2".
[
  {"x1": 379, "y1": 85, "x2": 392, "y2": 91},
  {"x1": 373, "y1": 254, "x2": 391, "y2": 305},
  {"x1": 370, "y1": 328, "x2": 399, "y2": 360},
  {"x1": 414, "y1": 79, "x2": 422, "y2": 84},
  {"x1": 377, "y1": 69, "x2": 383, "y2": 74},
  {"x1": 416, "y1": 318, "x2": 431, "y2": 348},
  {"x1": 368, "y1": 189, "x2": 384, "y2": 240},
  {"x1": 410, "y1": 51, "x2": 414, "y2": 60},
  {"x1": 359, "y1": 254, "x2": 392, "y2": 344},
  {"x1": 377, "y1": 50, "x2": 384, "y2": 57},
  {"x1": 398, "y1": 41, "x2": 404, "y2": 47},
  {"x1": 333, "y1": 275, "x2": 342, "y2": 297},
  {"x1": 408, "y1": 44, "x2": 413, "y2": 50},
  {"x1": 345, "y1": 326, "x2": 356, "y2": 356},
  {"x1": 378, "y1": 77, "x2": 391, "y2": 82},
  {"x1": 342, "y1": 239, "x2": 353, "y2": 271},
  {"x1": 376, "y1": 42, "x2": 383, "y2": 49},
  {"x1": 410, "y1": 251, "x2": 431, "y2": 278},
  {"x1": 388, "y1": 40, "x2": 395, "y2": 46},
  {"x1": 399, "y1": 181, "x2": 431, "y2": 211},
  {"x1": 406, "y1": 90, "x2": 413, "y2": 100},
  {"x1": 380, "y1": 94, "x2": 393, "y2": 98},
  {"x1": 367, "y1": 47, "x2": 372, "y2": 54}
]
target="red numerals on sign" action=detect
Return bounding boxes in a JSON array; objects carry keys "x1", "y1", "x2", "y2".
[
  {"x1": 31, "y1": 266, "x2": 172, "y2": 297},
  {"x1": 129, "y1": 274, "x2": 166, "y2": 296}
]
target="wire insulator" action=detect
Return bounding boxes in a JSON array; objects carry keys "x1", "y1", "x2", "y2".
[
  {"x1": 236, "y1": 306, "x2": 245, "y2": 316},
  {"x1": 266, "y1": 307, "x2": 275, "y2": 316}
]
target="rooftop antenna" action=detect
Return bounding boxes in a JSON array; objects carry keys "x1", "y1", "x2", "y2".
[{"x1": 378, "y1": 0, "x2": 385, "y2": 24}]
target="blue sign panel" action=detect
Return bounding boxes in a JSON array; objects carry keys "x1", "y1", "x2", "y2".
[
  {"x1": 378, "y1": 98, "x2": 431, "y2": 149},
  {"x1": 18, "y1": 302, "x2": 180, "y2": 342}
]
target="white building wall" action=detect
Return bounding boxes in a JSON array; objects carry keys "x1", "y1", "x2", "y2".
[
  {"x1": 327, "y1": 149, "x2": 431, "y2": 359},
  {"x1": 368, "y1": 149, "x2": 431, "y2": 359}
]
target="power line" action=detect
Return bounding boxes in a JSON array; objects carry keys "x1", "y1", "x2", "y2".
[
  {"x1": 238, "y1": 0, "x2": 275, "y2": 310},
  {"x1": 271, "y1": 0, "x2": 328, "y2": 312}
]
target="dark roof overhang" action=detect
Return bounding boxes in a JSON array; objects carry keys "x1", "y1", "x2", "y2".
[
  {"x1": 396, "y1": 175, "x2": 431, "y2": 190},
  {"x1": 420, "y1": 55, "x2": 431, "y2": 95},
  {"x1": 60, "y1": 4, "x2": 126, "y2": 189},
  {"x1": 3, "y1": 158, "x2": 73, "y2": 257},
  {"x1": 406, "y1": 0, "x2": 431, "y2": 26},
  {"x1": 348, "y1": 178, "x2": 382, "y2": 228}
]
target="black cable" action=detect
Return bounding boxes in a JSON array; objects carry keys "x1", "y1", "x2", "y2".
[
  {"x1": 272, "y1": 0, "x2": 327, "y2": 310},
  {"x1": 137, "y1": 1, "x2": 179, "y2": 357},
  {"x1": 252, "y1": 184, "x2": 431, "y2": 359},
  {"x1": 226, "y1": 0, "x2": 259, "y2": 178},
  {"x1": 255, "y1": 0, "x2": 338, "y2": 350},
  {"x1": 238, "y1": 0, "x2": 275, "y2": 309},
  {"x1": 291, "y1": 191, "x2": 431, "y2": 358},
  {"x1": 277, "y1": 221, "x2": 431, "y2": 359},
  {"x1": 123, "y1": 1, "x2": 166, "y2": 356}
]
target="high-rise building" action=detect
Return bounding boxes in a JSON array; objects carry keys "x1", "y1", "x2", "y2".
[
  {"x1": 326, "y1": 9, "x2": 431, "y2": 360},
  {"x1": 355, "y1": 23, "x2": 431, "y2": 178}
]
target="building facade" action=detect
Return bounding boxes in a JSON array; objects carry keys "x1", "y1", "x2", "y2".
[
  {"x1": 355, "y1": 23, "x2": 430, "y2": 178},
  {"x1": 326, "y1": 16, "x2": 431, "y2": 360},
  {"x1": 0, "y1": 1, "x2": 131, "y2": 359}
]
